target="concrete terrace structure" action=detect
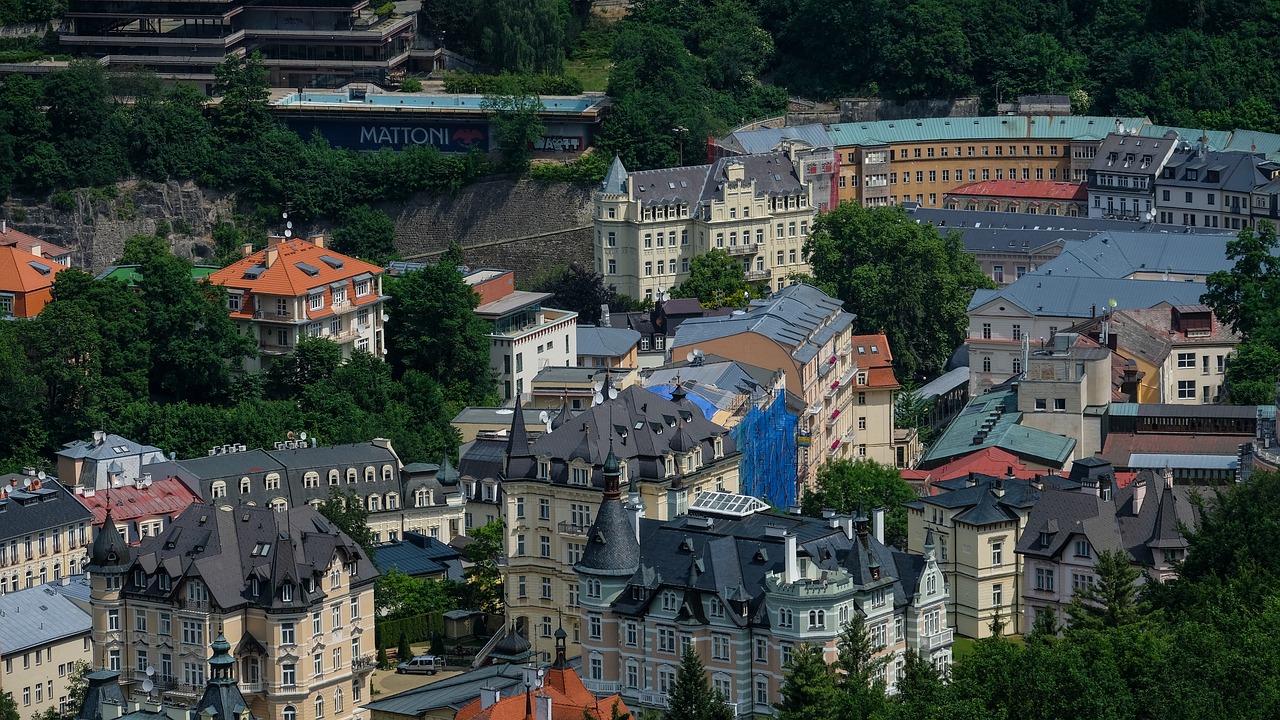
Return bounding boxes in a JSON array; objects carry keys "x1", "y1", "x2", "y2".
[
  {"x1": 0, "y1": 585, "x2": 93, "y2": 717},
  {"x1": 594, "y1": 151, "x2": 827, "y2": 302},
  {"x1": 209, "y1": 236, "x2": 387, "y2": 373}
]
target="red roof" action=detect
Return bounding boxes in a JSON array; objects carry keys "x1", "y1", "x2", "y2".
[
  {"x1": 945, "y1": 180, "x2": 1086, "y2": 202},
  {"x1": 1098, "y1": 433, "x2": 1249, "y2": 468},
  {"x1": 77, "y1": 477, "x2": 203, "y2": 528},
  {"x1": 0, "y1": 226, "x2": 71, "y2": 262},
  {"x1": 210, "y1": 238, "x2": 383, "y2": 299},
  {"x1": 850, "y1": 334, "x2": 901, "y2": 390},
  {"x1": 902, "y1": 447, "x2": 1039, "y2": 491},
  {"x1": 0, "y1": 245, "x2": 67, "y2": 293},
  {"x1": 455, "y1": 663, "x2": 631, "y2": 720}
]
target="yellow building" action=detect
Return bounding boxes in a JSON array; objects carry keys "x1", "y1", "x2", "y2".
[
  {"x1": 0, "y1": 473, "x2": 94, "y2": 595},
  {"x1": 0, "y1": 586, "x2": 92, "y2": 717},
  {"x1": 496, "y1": 388, "x2": 740, "y2": 657},
  {"x1": 85, "y1": 503, "x2": 378, "y2": 720}
]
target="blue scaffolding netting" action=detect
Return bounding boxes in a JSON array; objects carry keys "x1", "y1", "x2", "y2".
[{"x1": 731, "y1": 391, "x2": 799, "y2": 508}]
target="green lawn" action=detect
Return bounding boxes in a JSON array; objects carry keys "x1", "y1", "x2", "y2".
[{"x1": 565, "y1": 57, "x2": 611, "y2": 92}]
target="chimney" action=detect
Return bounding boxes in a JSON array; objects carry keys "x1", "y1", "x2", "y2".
[
  {"x1": 241, "y1": 242, "x2": 254, "y2": 258},
  {"x1": 966, "y1": 472, "x2": 978, "y2": 488},
  {"x1": 841, "y1": 515, "x2": 854, "y2": 539},
  {"x1": 535, "y1": 693, "x2": 552, "y2": 720},
  {"x1": 310, "y1": 233, "x2": 326, "y2": 249},
  {"x1": 1161, "y1": 465, "x2": 1174, "y2": 490},
  {"x1": 92, "y1": 430, "x2": 106, "y2": 447},
  {"x1": 30, "y1": 243, "x2": 40, "y2": 258},
  {"x1": 600, "y1": 303, "x2": 611, "y2": 327},
  {"x1": 1133, "y1": 475, "x2": 1147, "y2": 515},
  {"x1": 872, "y1": 508, "x2": 885, "y2": 545},
  {"x1": 626, "y1": 497, "x2": 644, "y2": 544},
  {"x1": 265, "y1": 245, "x2": 279, "y2": 268},
  {"x1": 479, "y1": 687, "x2": 500, "y2": 709},
  {"x1": 1, "y1": 219, "x2": 5, "y2": 233},
  {"x1": 783, "y1": 531, "x2": 798, "y2": 584}
]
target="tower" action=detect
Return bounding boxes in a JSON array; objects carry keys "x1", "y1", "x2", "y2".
[
  {"x1": 574, "y1": 449, "x2": 641, "y2": 672},
  {"x1": 85, "y1": 509, "x2": 132, "y2": 672}
]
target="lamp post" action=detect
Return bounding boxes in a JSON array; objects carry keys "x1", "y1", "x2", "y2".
[{"x1": 673, "y1": 126, "x2": 689, "y2": 166}]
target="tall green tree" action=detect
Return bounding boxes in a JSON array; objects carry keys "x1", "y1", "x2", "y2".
[
  {"x1": 211, "y1": 52, "x2": 271, "y2": 145},
  {"x1": 375, "y1": 567, "x2": 460, "y2": 620},
  {"x1": 0, "y1": 691, "x2": 19, "y2": 720},
  {"x1": 530, "y1": 262, "x2": 619, "y2": 325},
  {"x1": 800, "y1": 459, "x2": 917, "y2": 548},
  {"x1": 332, "y1": 205, "x2": 398, "y2": 265},
  {"x1": 477, "y1": 0, "x2": 566, "y2": 74},
  {"x1": 833, "y1": 615, "x2": 888, "y2": 718},
  {"x1": 460, "y1": 519, "x2": 504, "y2": 613},
  {"x1": 1221, "y1": 340, "x2": 1280, "y2": 405},
  {"x1": 775, "y1": 644, "x2": 844, "y2": 720},
  {"x1": 666, "y1": 646, "x2": 733, "y2": 720},
  {"x1": 267, "y1": 336, "x2": 344, "y2": 399},
  {"x1": 482, "y1": 90, "x2": 545, "y2": 174},
  {"x1": 804, "y1": 202, "x2": 994, "y2": 381},
  {"x1": 1066, "y1": 549, "x2": 1148, "y2": 632},
  {"x1": 672, "y1": 249, "x2": 749, "y2": 308},
  {"x1": 1202, "y1": 220, "x2": 1280, "y2": 347}
]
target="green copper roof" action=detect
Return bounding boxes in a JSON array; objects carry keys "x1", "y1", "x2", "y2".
[
  {"x1": 922, "y1": 385, "x2": 1076, "y2": 468},
  {"x1": 828, "y1": 115, "x2": 1148, "y2": 147},
  {"x1": 95, "y1": 264, "x2": 220, "y2": 287}
]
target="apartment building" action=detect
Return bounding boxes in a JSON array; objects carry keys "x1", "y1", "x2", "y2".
[
  {"x1": 498, "y1": 387, "x2": 740, "y2": 657},
  {"x1": 1086, "y1": 131, "x2": 1180, "y2": 220},
  {"x1": 0, "y1": 222, "x2": 72, "y2": 267},
  {"x1": 84, "y1": 503, "x2": 379, "y2": 720},
  {"x1": 76, "y1": 477, "x2": 203, "y2": 545},
  {"x1": 60, "y1": 0, "x2": 415, "y2": 90},
  {"x1": 575, "y1": 472, "x2": 951, "y2": 716},
  {"x1": 906, "y1": 470, "x2": 1082, "y2": 638},
  {"x1": 465, "y1": 269, "x2": 578, "y2": 404},
  {"x1": 0, "y1": 244, "x2": 67, "y2": 318},
  {"x1": 1067, "y1": 304, "x2": 1240, "y2": 404},
  {"x1": 671, "y1": 284, "x2": 917, "y2": 483},
  {"x1": 209, "y1": 236, "x2": 387, "y2": 373},
  {"x1": 1017, "y1": 462, "x2": 1199, "y2": 630},
  {"x1": 0, "y1": 586, "x2": 93, "y2": 717},
  {"x1": 1015, "y1": 333, "x2": 1113, "y2": 462},
  {"x1": 943, "y1": 180, "x2": 1087, "y2": 217},
  {"x1": 594, "y1": 151, "x2": 826, "y2": 302},
  {"x1": 0, "y1": 473, "x2": 94, "y2": 595},
  {"x1": 917, "y1": 386, "x2": 1077, "y2": 473},
  {"x1": 174, "y1": 439, "x2": 464, "y2": 545},
  {"x1": 1153, "y1": 145, "x2": 1274, "y2": 229},
  {"x1": 57, "y1": 432, "x2": 168, "y2": 491}
]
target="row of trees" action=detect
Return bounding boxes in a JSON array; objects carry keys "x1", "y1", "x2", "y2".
[
  {"x1": 759, "y1": 470, "x2": 1280, "y2": 720},
  {"x1": 0, "y1": 237, "x2": 496, "y2": 473}
]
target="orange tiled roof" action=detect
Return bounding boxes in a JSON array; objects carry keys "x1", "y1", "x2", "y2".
[
  {"x1": 946, "y1": 180, "x2": 1086, "y2": 202},
  {"x1": 209, "y1": 239, "x2": 383, "y2": 298},
  {"x1": 455, "y1": 665, "x2": 631, "y2": 720},
  {"x1": 0, "y1": 245, "x2": 67, "y2": 293},
  {"x1": 0, "y1": 227, "x2": 71, "y2": 260},
  {"x1": 849, "y1": 334, "x2": 901, "y2": 389},
  {"x1": 77, "y1": 477, "x2": 203, "y2": 529}
]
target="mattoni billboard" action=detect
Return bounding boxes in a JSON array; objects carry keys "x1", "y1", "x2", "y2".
[{"x1": 285, "y1": 117, "x2": 490, "y2": 152}]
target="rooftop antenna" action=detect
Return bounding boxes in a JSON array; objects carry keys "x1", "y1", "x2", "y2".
[{"x1": 538, "y1": 410, "x2": 552, "y2": 433}]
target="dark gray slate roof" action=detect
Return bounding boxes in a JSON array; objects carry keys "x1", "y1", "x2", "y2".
[
  {"x1": 76, "y1": 671, "x2": 126, "y2": 720},
  {"x1": 627, "y1": 153, "x2": 806, "y2": 208},
  {"x1": 0, "y1": 586, "x2": 91, "y2": 654},
  {"x1": 373, "y1": 532, "x2": 464, "y2": 581},
  {"x1": 1158, "y1": 147, "x2": 1269, "y2": 192},
  {"x1": 576, "y1": 453, "x2": 640, "y2": 577},
  {"x1": 125, "y1": 503, "x2": 377, "y2": 613},
  {"x1": 907, "y1": 473, "x2": 1082, "y2": 527},
  {"x1": 362, "y1": 661, "x2": 566, "y2": 718},
  {"x1": 86, "y1": 509, "x2": 133, "y2": 574},
  {"x1": 577, "y1": 325, "x2": 641, "y2": 358},
  {"x1": 0, "y1": 477, "x2": 93, "y2": 544}
]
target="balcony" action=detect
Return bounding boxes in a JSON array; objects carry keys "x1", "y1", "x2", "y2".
[
  {"x1": 724, "y1": 243, "x2": 758, "y2": 256},
  {"x1": 583, "y1": 679, "x2": 620, "y2": 695},
  {"x1": 824, "y1": 380, "x2": 840, "y2": 401},
  {"x1": 558, "y1": 521, "x2": 589, "y2": 537},
  {"x1": 839, "y1": 364, "x2": 858, "y2": 387},
  {"x1": 260, "y1": 343, "x2": 294, "y2": 355},
  {"x1": 253, "y1": 310, "x2": 297, "y2": 322},
  {"x1": 806, "y1": 401, "x2": 823, "y2": 416},
  {"x1": 639, "y1": 691, "x2": 669, "y2": 708},
  {"x1": 745, "y1": 268, "x2": 772, "y2": 282},
  {"x1": 826, "y1": 409, "x2": 841, "y2": 426},
  {"x1": 177, "y1": 598, "x2": 212, "y2": 613},
  {"x1": 921, "y1": 628, "x2": 954, "y2": 650},
  {"x1": 352, "y1": 655, "x2": 377, "y2": 673},
  {"x1": 240, "y1": 682, "x2": 265, "y2": 694}
]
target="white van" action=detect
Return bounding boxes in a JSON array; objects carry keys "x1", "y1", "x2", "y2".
[{"x1": 396, "y1": 654, "x2": 442, "y2": 675}]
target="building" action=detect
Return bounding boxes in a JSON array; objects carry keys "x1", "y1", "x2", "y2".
[
  {"x1": 1015, "y1": 333, "x2": 1114, "y2": 462},
  {"x1": 83, "y1": 502, "x2": 379, "y2": 720},
  {"x1": 75, "y1": 476, "x2": 203, "y2": 545},
  {"x1": 208, "y1": 235, "x2": 387, "y2": 373},
  {"x1": 465, "y1": 269, "x2": 578, "y2": 404},
  {"x1": 372, "y1": 532, "x2": 464, "y2": 582},
  {"x1": 943, "y1": 180, "x2": 1088, "y2": 217},
  {"x1": 364, "y1": 661, "x2": 549, "y2": 720},
  {"x1": 604, "y1": 299, "x2": 733, "y2": 369},
  {"x1": 60, "y1": 0, "x2": 416, "y2": 90},
  {"x1": 671, "y1": 285, "x2": 917, "y2": 481},
  {"x1": 964, "y1": 230, "x2": 1235, "y2": 394},
  {"x1": 576, "y1": 325, "x2": 640, "y2": 369},
  {"x1": 0, "y1": 244, "x2": 67, "y2": 318},
  {"x1": 1016, "y1": 462, "x2": 1199, "y2": 629},
  {"x1": 1067, "y1": 304, "x2": 1240, "y2": 404},
  {"x1": 56, "y1": 432, "x2": 169, "y2": 491},
  {"x1": 0, "y1": 585, "x2": 93, "y2": 717},
  {"x1": 498, "y1": 386, "x2": 740, "y2": 657},
  {"x1": 0, "y1": 473, "x2": 95, "y2": 595},
  {"x1": 901, "y1": 447, "x2": 1039, "y2": 495},
  {"x1": 1096, "y1": 403, "x2": 1262, "y2": 475},
  {"x1": 917, "y1": 385, "x2": 1077, "y2": 473},
  {"x1": 914, "y1": 367, "x2": 970, "y2": 439},
  {"x1": 575, "y1": 471, "x2": 952, "y2": 715},
  {"x1": 453, "y1": 633, "x2": 631, "y2": 720},
  {"x1": 906, "y1": 470, "x2": 1082, "y2": 638},
  {"x1": 529, "y1": 367, "x2": 637, "y2": 412},
  {"x1": 0, "y1": 222, "x2": 72, "y2": 266},
  {"x1": 453, "y1": 407, "x2": 550, "y2": 444},
  {"x1": 1153, "y1": 144, "x2": 1274, "y2": 230},
  {"x1": 594, "y1": 151, "x2": 826, "y2": 302},
  {"x1": 1086, "y1": 131, "x2": 1180, "y2": 220},
  {"x1": 174, "y1": 439, "x2": 464, "y2": 545}
]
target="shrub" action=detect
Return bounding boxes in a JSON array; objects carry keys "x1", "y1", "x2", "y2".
[{"x1": 400, "y1": 77, "x2": 422, "y2": 93}]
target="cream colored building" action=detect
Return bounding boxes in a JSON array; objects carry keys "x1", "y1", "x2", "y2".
[
  {"x1": 495, "y1": 387, "x2": 740, "y2": 657},
  {"x1": 0, "y1": 586, "x2": 92, "y2": 717},
  {"x1": 85, "y1": 503, "x2": 379, "y2": 720},
  {"x1": 594, "y1": 150, "x2": 824, "y2": 302},
  {"x1": 0, "y1": 473, "x2": 94, "y2": 596}
]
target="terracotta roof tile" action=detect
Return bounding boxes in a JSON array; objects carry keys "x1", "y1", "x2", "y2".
[
  {"x1": 0, "y1": 246, "x2": 67, "y2": 293},
  {"x1": 209, "y1": 240, "x2": 383, "y2": 298},
  {"x1": 454, "y1": 665, "x2": 631, "y2": 720},
  {"x1": 946, "y1": 180, "x2": 1087, "y2": 202},
  {"x1": 77, "y1": 477, "x2": 203, "y2": 529},
  {"x1": 0, "y1": 227, "x2": 71, "y2": 261}
]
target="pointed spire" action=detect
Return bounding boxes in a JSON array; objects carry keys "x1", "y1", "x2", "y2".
[
  {"x1": 208, "y1": 634, "x2": 236, "y2": 685},
  {"x1": 507, "y1": 398, "x2": 531, "y2": 459},
  {"x1": 924, "y1": 528, "x2": 935, "y2": 557},
  {"x1": 552, "y1": 613, "x2": 568, "y2": 669},
  {"x1": 87, "y1": 508, "x2": 132, "y2": 574},
  {"x1": 601, "y1": 155, "x2": 629, "y2": 194},
  {"x1": 551, "y1": 395, "x2": 571, "y2": 431},
  {"x1": 603, "y1": 449, "x2": 621, "y2": 500}
]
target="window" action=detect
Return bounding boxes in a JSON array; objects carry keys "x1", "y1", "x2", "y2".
[
  {"x1": 626, "y1": 662, "x2": 639, "y2": 689},
  {"x1": 625, "y1": 622, "x2": 638, "y2": 647},
  {"x1": 538, "y1": 498, "x2": 550, "y2": 520},
  {"x1": 871, "y1": 588, "x2": 885, "y2": 608},
  {"x1": 181, "y1": 620, "x2": 203, "y2": 646},
  {"x1": 108, "y1": 609, "x2": 120, "y2": 631},
  {"x1": 1054, "y1": 398, "x2": 1067, "y2": 411},
  {"x1": 992, "y1": 583, "x2": 1003, "y2": 607},
  {"x1": 313, "y1": 653, "x2": 323, "y2": 678},
  {"x1": 1035, "y1": 398, "x2": 1047, "y2": 411},
  {"x1": 515, "y1": 496, "x2": 525, "y2": 519},
  {"x1": 1072, "y1": 573, "x2": 1095, "y2": 591},
  {"x1": 991, "y1": 542, "x2": 1003, "y2": 566},
  {"x1": 281, "y1": 622, "x2": 296, "y2": 645},
  {"x1": 159, "y1": 613, "x2": 171, "y2": 636},
  {"x1": 540, "y1": 535, "x2": 551, "y2": 558},
  {"x1": 1177, "y1": 380, "x2": 1195, "y2": 399},
  {"x1": 314, "y1": 695, "x2": 324, "y2": 719},
  {"x1": 312, "y1": 613, "x2": 323, "y2": 636},
  {"x1": 992, "y1": 265, "x2": 1004, "y2": 283},
  {"x1": 807, "y1": 610, "x2": 826, "y2": 629},
  {"x1": 517, "y1": 576, "x2": 527, "y2": 598},
  {"x1": 1011, "y1": 324, "x2": 1022, "y2": 341},
  {"x1": 981, "y1": 323, "x2": 991, "y2": 339},
  {"x1": 589, "y1": 615, "x2": 602, "y2": 639},
  {"x1": 1177, "y1": 352, "x2": 1195, "y2": 368},
  {"x1": 658, "y1": 627, "x2": 676, "y2": 653},
  {"x1": 331, "y1": 603, "x2": 342, "y2": 628},
  {"x1": 283, "y1": 706, "x2": 296, "y2": 720},
  {"x1": 516, "y1": 535, "x2": 526, "y2": 556},
  {"x1": 1035, "y1": 567, "x2": 1055, "y2": 591},
  {"x1": 1074, "y1": 540, "x2": 1092, "y2": 558},
  {"x1": 586, "y1": 578, "x2": 601, "y2": 599},
  {"x1": 541, "y1": 578, "x2": 552, "y2": 599},
  {"x1": 351, "y1": 598, "x2": 360, "y2": 620},
  {"x1": 777, "y1": 607, "x2": 793, "y2": 628}
]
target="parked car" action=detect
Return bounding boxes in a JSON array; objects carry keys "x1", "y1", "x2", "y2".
[{"x1": 396, "y1": 654, "x2": 442, "y2": 675}]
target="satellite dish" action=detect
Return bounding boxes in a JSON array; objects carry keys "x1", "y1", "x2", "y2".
[
  {"x1": 286, "y1": 221, "x2": 293, "y2": 230},
  {"x1": 593, "y1": 379, "x2": 604, "y2": 392},
  {"x1": 36, "y1": 471, "x2": 45, "y2": 481},
  {"x1": 284, "y1": 229, "x2": 292, "y2": 238},
  {"x1": 141, "y1": 679, "x2": 154, "y2": 694},
  {"x1": 538, "y1": 411, "x2": 550, "y2": 424},
  {"x1": 282, "y1": 212, "x2": 289, "y2": 220},
  {"x1": 593, "y1": 392, "x2": 605, "y2": 406},
  {"x1": 608, "y1": 387, "x2": 618, "y2": 400},
  {"x1": 299, "y1": 431, "x2": 308, "y2": 441},
  {"x1": 686, "y1": 351, "x2": 695, "y2": 363},
  {"x1": 1108, "y1": 298, "x2": 1118, "y2": 309},
  {"x1": 145, "y1": 666, "x2": 155, "y2": 677},
  {"x1": 22, "y1": 478, "x2": 30, "y2": 488},
  {"x1": 381, "y1": 313, "x2": 390, "y2": 322}
]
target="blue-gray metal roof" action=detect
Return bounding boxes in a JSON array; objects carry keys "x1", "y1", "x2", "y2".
[
  {"x1": 728, "y1": 124, "x2": 833, "y2": 154},
  {"x1": 1034, "y1": 231, "x2": 1236, "y2": 279},
  {"x1": 576, "y1": 325, "x2": 641, "y2": 358},
  {"x1": 0, "y1": 585, "x2": 92, "y2": 654},
  {"x1": 968, "y1": 275, "x2": 1208, "y2": 318},
  {"x1": 916, "y1": 367, "x2": 970, "y2": 401},
  {"x1": 672, "y1": 284, "x2": 852, "y2": 363},
  {"x1": 1127, "y1": 453, "x2": 1238, "y2": 469},
  {"x1": 42, "y1": 575, "x2": 92, "y2": 605},
  {"x1": 373, "y1": 533, "x2": 465, "y2": 581},
  {"x1": 362, "y1": 663, "x2": 545, "y2": 717},
  {"x1": 57, "y1": 433, "x2": 163, "y2": 461}
]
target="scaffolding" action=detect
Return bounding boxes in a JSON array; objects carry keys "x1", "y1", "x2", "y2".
[{"x1": 731, "y1": 391, "x2": 799, "y2": 508}]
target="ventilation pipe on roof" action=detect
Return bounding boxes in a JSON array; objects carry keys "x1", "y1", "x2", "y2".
[
  {"x1": 872, "y1": 508, "x2": 885, "y2": 545},
  {"x1": 783, "y1": 531, "x2": 799, "y2": 584}
]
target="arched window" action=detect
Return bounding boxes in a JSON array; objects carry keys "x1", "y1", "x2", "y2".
[
  {"x1": 414, "y1": 487, "x2": 429, "y2": 508},
  {"x1": 777, "y1": 607, "x2": 793, "y2": 628},
  {"x1": 385, "y1": 493, "x2": 398, "y2": 510},
  {"x1": 303, "y1": 472, "x2": 319, "y2": 488},
  {"x1": 211, "y1": 481, "x2": 226, "y2": 499},
  {"x1": 282, "y1": 706, "x2": 295, "y2": 720},
  {"x1": 314, "y1": 694, "x2": 324, "y2": 719},
  {"x1": 808, "y1": 609, "x2": 825, "y2": 629},
  {"x1": 265, "y1": 473, "x2": 281, "y2": 491},
  {"x1": 364, "y1": 466, "x2": 375, "y2": 482},
  {"x1": 240, "y1": 477, "x2": 251, "y2": 494},
  {"x1": 382, "y1": 465, "x2": 393, "y2": 482},
  {"x1": 270, "y1": 498, "x2": 288, "y2": 512},
  {"x1": 368, "y1": 495, "x2": 381, "y2": 512},
  {"x1": 346, "y1": 468, "x2": 357, "y2": 484},
  {"x1": 334, "y1": 688, "x2": 344, "y2": 714},
  {"x1": 328, "y1": 470, "x2": 340, "y2": 486}
]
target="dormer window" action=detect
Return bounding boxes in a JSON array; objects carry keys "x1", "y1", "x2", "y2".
[
  {"x1": 251, "y1": 577, "x2": 260, "y2": 596},
  {"x1": 538, "y1": 460, "x2": 550, "y2": 480},
  {"x1": 158, "y1": 574, "x2": 171, "y2": 592},
  {"x1": 665, "y1": 456, "x2": 675, "y2": 477},
  {"x1": 713, "y1": 437, "x2": 724, "y2": 459},
  {"x1": 1040, "y1": 532, "x2": 1052, "y2": 548},
  {"x1": 282, "y1": 582, "x2": 294, "y2": 602},
  {"x1": 133, "y1": 569, "x2": 146, "y2": 587}
]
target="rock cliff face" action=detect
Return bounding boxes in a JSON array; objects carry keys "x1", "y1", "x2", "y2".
[{"x1": 2, "y1": 176, "x2": 595, "y2": 280}]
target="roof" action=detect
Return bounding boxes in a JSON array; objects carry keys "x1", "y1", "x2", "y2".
[
  {"x1": 93, "y1": 264, "x2": 220, "y2": 286},
  {"x1": 968, "y1": 275, "x2": 1208, "y2": 319},
  {"x1": 0, "y1": 477, "x2": 94, "y2": 544},
  {"x1": 920, "y1": 385, "x2": 1077, "y2": 468},
  {"x1": 946, "y1": 180, "x2": 1087, "y2": 201},
  {"x1": 910, "y1": 473, "x2": 1081, "y2": 527},
  {"x1": 452, "y1": 406, "x2": 549, "y2": 428},
  {"x1": 849, "y1": 334, "x2": 899, "y2": 389},
  {"x1": 362, "y1": 663, "x2": 535, "y2": 717},
  {"x1": 601, "y1": 156, "x2": 628, "y2": 194},
  {"x1": 1098, "y1": 432, "x2": 1250, "y2": 468},
  {"x1": 576, "y1": 325, "x2": 640, "y2": 358},
  {"x1": 373, "y1": 532, "x2": 465, "y2": 581},
  {"x1": 58, "y1": 433, "x2": 164, "y2": 462},
  {"x1": 900, "y1": 447, "x2": 1037, "y2": 486},
  {"x1": 1088, "y1": 131, "x2": 1180, "y2": 177},
  {"x1": 209, "y1": 239, "x2": 383, "y2": 298},
  {"x1": 1127, "y1": 453, "x2": 1238, "y2": 470},
  {"x1": 828, "y1": 115, "x2": 1148, "y2": 147},
  {"x1": 625, "y1": 153, "x2": 807, "y2": 208},
  {"x1": 453, "y1": 662, "x2": 628, "y2": 720},
  {"x1": 1157, "y1": 147, "x2": 1269, "y2": 192},
  {"x1": 721, "y1": 124, "x2": 833, "y2": 155},
  {"x1": 672, "y1": 284, "x2": 852, "y2": 364},
  {"x1": 0, "y1": 245, "x2": 66, "y2": 293},
  {"x1": 42, "y1": 575, "x2": 93, "y2": 606},
  {"x1": 1033, "y1": 231, "x2": 1236, "y2": 280},
  {"x1": 0, "y1": 585, "x2": 92, "y2": 654},
  {"x1": 475, "y1": 290, "x2": 552, "y2": 318},
  {"x1": 0, "y1": 227, "x2": 70, "y2": 261},
  {"x1": 77, "y1": 477, "x2": 203, "y2": 526},
  {"x1": 916, "y1": 367, "x2": 970, "y2": 400}
]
